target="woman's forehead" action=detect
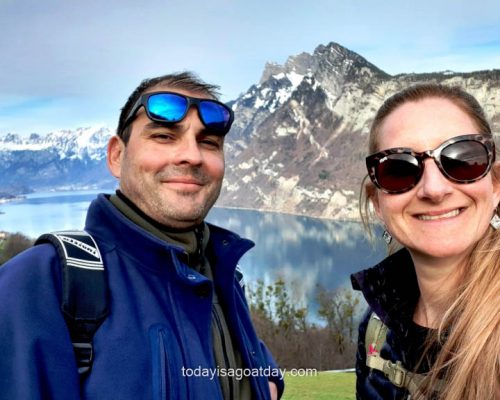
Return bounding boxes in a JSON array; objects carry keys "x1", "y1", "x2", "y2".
[{"x1": 376, "y1": 97, "x2": 478, "y2": 151}]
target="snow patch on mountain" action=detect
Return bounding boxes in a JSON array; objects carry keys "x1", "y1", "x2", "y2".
[{"x1": 0, "y1": 126, "x2": 112, "y2": 161}]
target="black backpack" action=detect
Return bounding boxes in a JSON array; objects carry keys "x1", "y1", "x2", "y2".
[{"x1": 35, "y1": 230, "x2": 108, "y2": 377}]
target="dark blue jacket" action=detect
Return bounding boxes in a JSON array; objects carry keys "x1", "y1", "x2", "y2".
[
  {"x1": 0, "y1": 194, "x2": 284, "y2": 399},
  {"x1": 351, "y1": 249, "x2": 432, "y2": 400}
]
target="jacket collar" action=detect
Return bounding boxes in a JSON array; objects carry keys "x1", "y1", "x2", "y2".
[
  {"x1": 84, "y1": 194, "x2": 254, "y2": 278},
  {"x1": 351, "y1": 248, "x2": 420, "y2": 335}
]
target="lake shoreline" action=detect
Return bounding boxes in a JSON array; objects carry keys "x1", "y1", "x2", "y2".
[
  {"x1": 2, "y1": 187, "x2": 364, "y2": 223},
  {"x1": 213, "y1": 204, "x2": 363, "y2": 223}
]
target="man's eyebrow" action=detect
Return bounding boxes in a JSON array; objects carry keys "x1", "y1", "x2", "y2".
[{"x1": 144, "y1": 121, "x2": 178, "y2": 131}]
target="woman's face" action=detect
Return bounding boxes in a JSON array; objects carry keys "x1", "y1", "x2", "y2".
[{"x1": 372, "y1": 97, "x2": 500, "y2": 264}]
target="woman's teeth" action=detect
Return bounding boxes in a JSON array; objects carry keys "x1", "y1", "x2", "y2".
[{"x1": 417, "y1": 209, "x2": 461, "y2": 221}]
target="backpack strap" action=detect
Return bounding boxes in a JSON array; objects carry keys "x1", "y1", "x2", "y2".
[
  {"x1": 35, "y1": 230, "x2": 109, "y2": 377},
  {"x1": 235, "y1": 264, "x2": 245, "y2": 289},
  {"x1": 365, "y1": 312, "x2": 444, "y2": 396},
  {"x1": 365, "y1": 312, "x2": 388, "y2": 358}
]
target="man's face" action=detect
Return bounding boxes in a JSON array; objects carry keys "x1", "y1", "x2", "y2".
[{"x1": 107, "y1": 87, "x2": 225, "y2": 229}]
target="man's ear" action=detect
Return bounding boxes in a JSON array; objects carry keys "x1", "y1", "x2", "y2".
[{"x1": 107, "y1": 136, "x2": 125, "y2": 179}]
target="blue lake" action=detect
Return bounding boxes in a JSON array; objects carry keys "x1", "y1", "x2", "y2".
[{"x1": 0, "y1": 190, "x2": 386, "y2": 317}]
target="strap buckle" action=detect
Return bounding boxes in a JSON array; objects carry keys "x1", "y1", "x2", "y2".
[
  {"x1": 72, "y1": 342, "x2": 93, "y2": 375},
  {"x1": 384, "y1": 360, "x2": 407, "y2": 387}
]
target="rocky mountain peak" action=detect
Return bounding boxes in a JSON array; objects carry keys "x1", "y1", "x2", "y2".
[
  {"x1": 311, "y1": 42, "x2": 389, "y2": 94},
  {"x1": 260, "y1": 62, "x2": 285, "y2": 84},
  {"x1": 255, "y1": 42, "x2": 389, "y2": 106},
  {"x1": 221, "y1": 42, "x2": 500, "y2": 219},
  {"x1": 1, "y1": 133, "x2": 21, "y2": 143},
  {"x1": 259, "y1": 52, "x2": 315, "y2": 84},
  {"x1": 314, "y1": 42, "x2": 378, "y2": 69}
]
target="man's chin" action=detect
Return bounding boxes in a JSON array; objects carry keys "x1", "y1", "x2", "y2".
[
  {"x1": 160, "y1": 186, "x2": 206, "y2": 201},
  {"x1": 155, "y1": 205, "x2": 208, "y2": 228},
  {"x1": 168, "y1": 184, "x2": 205, "y2": 194}
]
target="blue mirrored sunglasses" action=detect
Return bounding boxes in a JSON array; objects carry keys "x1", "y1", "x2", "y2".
[{"x1": 122, "y1": 91, "x2": 234, "y2": 135}]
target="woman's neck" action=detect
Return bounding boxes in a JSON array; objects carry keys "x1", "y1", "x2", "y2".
[{"x1": 410, "y1": 252, "x2": 465, "y2": 328}]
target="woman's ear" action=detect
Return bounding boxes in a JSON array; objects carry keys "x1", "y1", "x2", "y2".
[
  {"x1": 491, "y1": 161, "x2": 500, "y2": 208},
  {"x1": 107, "y1": 136, "x2": 125, "y2": 179},
  {"x1": 366, "y1": 181, "x2": 384, "y2": 222}
]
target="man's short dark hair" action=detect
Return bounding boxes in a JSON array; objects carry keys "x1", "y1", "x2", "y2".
[{"x1": 117, "y1": 71, "x2": 222, "y2": 143}]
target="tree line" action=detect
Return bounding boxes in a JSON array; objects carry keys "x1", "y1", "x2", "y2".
[
  {"x1": 0, "y1": 232, "x2": 33, "y2": 265},
  {"x1": 247, "y1": 279, "x2": 361, "y2": 370}
]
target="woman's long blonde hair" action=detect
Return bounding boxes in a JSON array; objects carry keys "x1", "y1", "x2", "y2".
[{"x1": 360, "y1": 83, "x2": 500, "y2": 400}]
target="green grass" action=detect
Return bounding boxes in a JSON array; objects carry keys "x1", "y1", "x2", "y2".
[{"x1": 282, "y1": 372, "x2": 355, "y2": 400}]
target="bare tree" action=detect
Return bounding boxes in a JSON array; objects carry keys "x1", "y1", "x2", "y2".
[
  {"x1": 247, "y1": 279, "x2": 362, "y2": 370},
  {"x1": 316, "y1": 286, "x2": 361, "y2": 354},
  {"x1": 0, "y1": 233, "x2": 34, "y2": 266}
]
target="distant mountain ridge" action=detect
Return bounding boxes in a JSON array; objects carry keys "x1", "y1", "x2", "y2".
[
  {"x1": 0, "y1": 127, "x2": 114, "y2": 193},
  {"x1": 1, "y1": 42, "x2": 500, "y2": 219},
  {"x1": 0, "y1": 127, "x2": 109, "y2": 159}
]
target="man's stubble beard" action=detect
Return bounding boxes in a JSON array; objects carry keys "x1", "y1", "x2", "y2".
[
  {"x1": 121, "y1": 164, "x2": 223, "y2": 228},
  {"x1": 146, "y1": 179, "x2": 222, "y2": 226}
]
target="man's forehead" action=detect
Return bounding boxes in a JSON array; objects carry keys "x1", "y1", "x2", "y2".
[{"x1": 144, "y1": 85, "x2": 214, "y2": 100}]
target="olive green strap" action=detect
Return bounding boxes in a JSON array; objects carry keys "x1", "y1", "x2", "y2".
[
  {"x1": 367, "y1": 354, "x2": 426, "y2": 395},
  {"x1": 365, "y1": 313, "x2": 444, "y2": 396},
  {"x1": 365, "y1": 312, "x2": 388, "y2": 357}
]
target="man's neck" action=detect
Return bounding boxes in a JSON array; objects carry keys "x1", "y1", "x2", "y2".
[{"x1": 110, "y1": 190, "x2": 208, "y2": 267}]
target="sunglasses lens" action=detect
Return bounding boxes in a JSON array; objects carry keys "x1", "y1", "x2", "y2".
[
  {"x1": 441, "y1": 141, "x2": 490, "y2": 181},
  {"x1": 376, "y1": 154, "x2": 421, "y2": 192},
  {"x1": 148, "y1": 94, "x2": 188, "y2": 122},
  {"x1": 199, "y1": 101, "x2": 232, "y2": 132}
]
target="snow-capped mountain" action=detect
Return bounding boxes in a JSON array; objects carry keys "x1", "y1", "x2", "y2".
[
  {"x1": 1, "y1": 42, "x2": 500, "y2": 219},
  {"x1": 220, "y1": 42, "x2": 500, "y2": 219},
  {"x1": 0, "y1": 127, "x2": 110, "y2": 159},
  {"x1": 0, "y1": 126, "x2": 115, "y2": 193}
]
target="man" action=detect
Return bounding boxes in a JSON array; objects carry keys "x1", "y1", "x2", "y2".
[{"x1": 0, "y1": 72, "x2": 283, "y2": 399}]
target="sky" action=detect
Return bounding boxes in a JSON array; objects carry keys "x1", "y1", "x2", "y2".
[{"x1": 1, "y1": 0, "x2": 500, "y2": 136}]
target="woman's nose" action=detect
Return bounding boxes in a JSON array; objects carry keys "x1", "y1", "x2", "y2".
[{"x1": 415, "y1": 159, "x2": 453, "y2": 202}]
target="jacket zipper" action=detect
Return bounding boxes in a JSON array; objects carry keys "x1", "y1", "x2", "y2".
[{"x1": 157, "y1": 328, "x2": 173, "y2": 400}]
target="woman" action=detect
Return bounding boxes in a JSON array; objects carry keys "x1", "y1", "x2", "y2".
[{"x1": 351, "y1": 83, "x2": 500, "y2": 400}]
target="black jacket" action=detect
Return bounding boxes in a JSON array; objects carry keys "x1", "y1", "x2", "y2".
[{"x1": 351, "y1": 249, "x2": 435, "y2": 400}]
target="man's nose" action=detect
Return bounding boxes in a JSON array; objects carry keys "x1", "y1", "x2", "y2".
[
  {"x1": 172, "y1": 108, "x2": 203, "y2": 166},
  {"x1": 415, "y1": 159, "x2": 453, "y2": 202}
]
